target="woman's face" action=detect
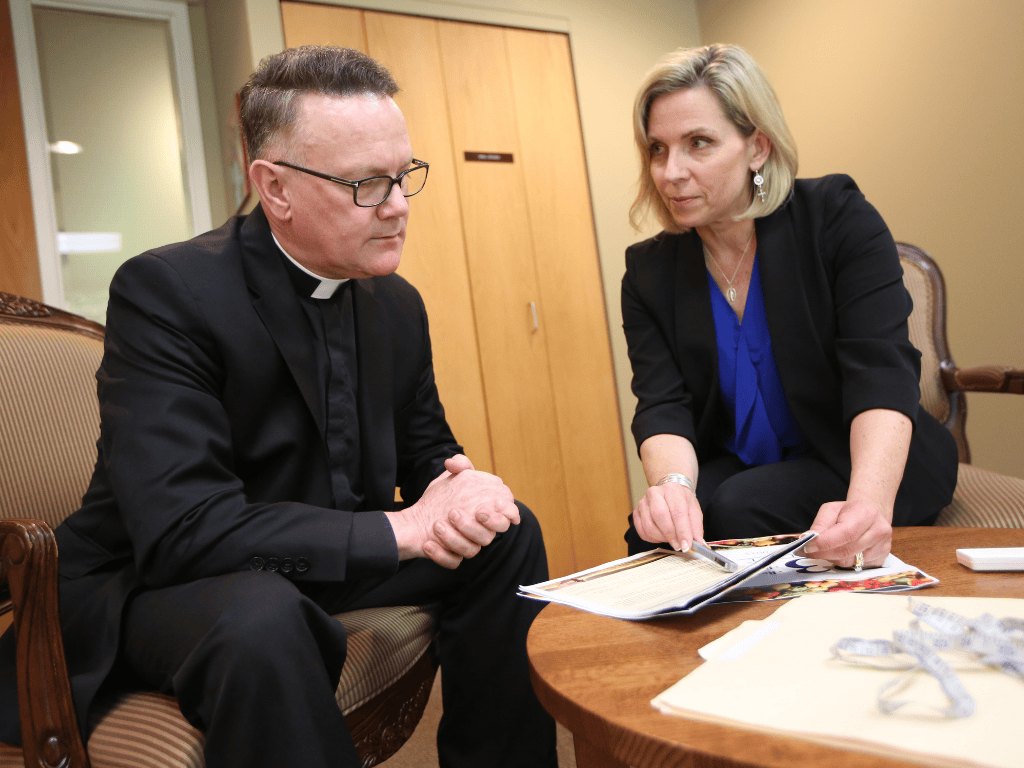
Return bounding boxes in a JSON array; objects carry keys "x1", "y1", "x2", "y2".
[{"x1": 647, "y1": 86, "x2": 765, "y2": 230}]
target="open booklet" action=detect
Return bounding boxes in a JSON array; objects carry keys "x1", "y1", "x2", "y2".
[
  {"x1": 519, "y1": 533, "x2": 939, "y2": 621},
  {"x1": 709, "y1": 533, "x2": 938, "y2": 604}
]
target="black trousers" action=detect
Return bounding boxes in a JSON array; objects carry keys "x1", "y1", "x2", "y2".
[
  {"x1": 626, "y1": 455, "x2": 851, "y2": 555},
  {"x1": 121, "y1": 503, "x2": 556, "y2": 768}
]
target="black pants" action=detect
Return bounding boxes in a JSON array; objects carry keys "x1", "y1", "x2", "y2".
[
  {"x1": 121, "y1": 503, "x2": 556, "y2": 768},
  {"x1": 626, "y1": 455, "x2": 851, "y2": 555}
]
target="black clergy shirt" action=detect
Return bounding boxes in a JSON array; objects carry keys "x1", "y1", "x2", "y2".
[{"x1": 274, "y1": 239, "x2": 398, "y2": 576}]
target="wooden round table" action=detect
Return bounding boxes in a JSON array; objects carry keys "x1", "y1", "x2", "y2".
[{"x1": 527, "y1": 527, "x2": 1024, "y2": 768}]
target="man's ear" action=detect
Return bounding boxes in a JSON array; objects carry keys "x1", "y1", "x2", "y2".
[{"x1": 250, "y1": 160, "x2": 292, "y2": 221}]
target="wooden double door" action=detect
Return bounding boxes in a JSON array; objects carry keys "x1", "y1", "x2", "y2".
[{"x1": 281, "y1": 3, "x2": 629, "y2": 577}]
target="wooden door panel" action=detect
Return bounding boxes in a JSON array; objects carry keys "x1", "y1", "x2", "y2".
[
  {"x1": 363, "y1": 11, "x2": 493, "y2": 473},
  {"x1": 280, "y1": 4, "x2": 493, "y2": 475},
  {"x1": 1, "y1": 0, "x2": 42, "y2": 300},
  {"x1": 437, "y1": 20, "x2": 575, "y2": 576},
  {"x1": 505, "y1": 28, "x2": 629, "y2": 568},
  {"x1": 280, "y1": 2, "x2": 366, "y2": 49},
  {"x1": 279, "y1": 4, "x2": 632, "y2": 577}
]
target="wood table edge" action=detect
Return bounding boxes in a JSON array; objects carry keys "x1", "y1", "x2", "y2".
[{"x1": 527, "y1": 526, "x2": 1024, "y2": 768}]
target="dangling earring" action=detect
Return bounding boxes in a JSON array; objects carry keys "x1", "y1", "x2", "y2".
[{"x1": 753, "y1": 167, "x2": 766, "y2": 202}]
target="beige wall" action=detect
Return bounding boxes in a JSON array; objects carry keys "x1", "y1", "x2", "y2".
[
  {"x1": 188, "y1": 4, "x2": 229, "y2": 226},
  {"x1": 214, "y1": 0, "x2": 703, "y2": 505},
  {"x1": 699, "y1": 0, "x2": 1024, "y2": 480},
  {"x1": 203, "y1": 0, "x2": 257, "y2": 220}
]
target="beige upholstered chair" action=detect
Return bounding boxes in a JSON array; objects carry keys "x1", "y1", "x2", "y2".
[
  {"x1": 0, "y1": 292, "x2": 438, "y2": 768},
  {"x1": 899, "y1": 243, "x2": 1024, "y2": 527}
]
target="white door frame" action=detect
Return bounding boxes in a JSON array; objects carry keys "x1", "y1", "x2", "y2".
[{"x1": 9, "y1": 0, "x2": 212, "y2": 309}]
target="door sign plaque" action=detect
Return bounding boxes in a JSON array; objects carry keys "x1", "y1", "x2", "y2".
[{"x1": 464, "y1": 152, "x2": 514, "y2": 163}]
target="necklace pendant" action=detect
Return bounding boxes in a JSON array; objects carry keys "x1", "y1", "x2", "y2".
[{"x1": 727, "y1": 287, "x2": 737, "y2": 302}]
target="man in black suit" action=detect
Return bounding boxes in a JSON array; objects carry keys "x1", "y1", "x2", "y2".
[{"x1": 0, "y1": 46, "x2": 557, "y2": 768}]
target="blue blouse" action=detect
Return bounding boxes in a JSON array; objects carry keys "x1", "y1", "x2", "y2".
[{"x1": 709, "y1": 255, "x2": 806, "y2": 466}]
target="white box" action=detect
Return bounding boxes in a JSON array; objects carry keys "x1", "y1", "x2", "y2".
[{"x1": 955, "y1": 547, "x2": 1024, "y2": 571}]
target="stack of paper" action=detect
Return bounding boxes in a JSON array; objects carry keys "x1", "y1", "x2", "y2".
[{"x1": 653, "y1": 593, "x2": 1024, "y2": 768}]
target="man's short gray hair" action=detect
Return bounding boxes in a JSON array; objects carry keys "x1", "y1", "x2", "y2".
[{"x1": 239, "y1": 46, "x2": 400, "y2": 161}]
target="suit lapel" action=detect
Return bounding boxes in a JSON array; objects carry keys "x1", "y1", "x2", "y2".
[
  {"x1": 240, "y1": 206, "x2": 326, "y2": 434},
  {"x1": 674, "y1": 231, "x2": 721, "y2": 437},
  {"x1": 757, "y1": 212, "x2": 846, "y2": 469},
  {"x1": 757, "y1": 211, "x2": 826, "y2": 416},
  {"x1": 756, "y1": 213, "x2": 804, "y2": 384},
  {"x1": 351, "y1": 279, "x2": 397, "y2": 510}
]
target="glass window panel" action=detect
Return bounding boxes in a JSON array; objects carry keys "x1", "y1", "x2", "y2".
[{"x1": 33, "y1": 6, "x2": 192, "y2": 322}]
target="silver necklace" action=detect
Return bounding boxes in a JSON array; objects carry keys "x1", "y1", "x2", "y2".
[{"x1": 703, "y1": 229, "x2": 755, "y2": 303}]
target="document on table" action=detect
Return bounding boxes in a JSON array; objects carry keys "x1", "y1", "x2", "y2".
[
  {"x1": 653, "y1": 593, "x2": 1024, "y2": 768},
  {"x1": 709, "y1": 536, "x2": 938, "y2": 604},
  {"x1": 519, "y1": 532, "x2": 939, "y2": 620},
  {"x1": 518, "y1": 533, "x2": 815, "y2": 620}
]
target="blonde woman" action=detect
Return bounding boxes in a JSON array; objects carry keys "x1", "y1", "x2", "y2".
[{"x1": 622, "y1": 44, "x2": 957, "y2": 569}]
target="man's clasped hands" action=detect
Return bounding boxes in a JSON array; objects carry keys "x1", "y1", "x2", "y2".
[{"x1": 385, "y1": 455, "x2": 520, "y2": 569}]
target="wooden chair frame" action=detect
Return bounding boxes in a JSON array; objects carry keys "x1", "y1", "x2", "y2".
[{"x1": 897, "y1": 243, "x2": 1024, "y2": 463}]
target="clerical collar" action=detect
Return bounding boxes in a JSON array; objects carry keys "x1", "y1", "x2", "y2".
[{"x1": 271, "y1": 231, "x2": 348, "y2": 300}]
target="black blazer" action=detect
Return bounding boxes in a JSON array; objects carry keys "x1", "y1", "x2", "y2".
[
  {"x1": 0, "y1": 205, "x2": 460, "y2": 742},
  {"x1": 622, "y1": 174, "x2": 957, "y2": 522}
]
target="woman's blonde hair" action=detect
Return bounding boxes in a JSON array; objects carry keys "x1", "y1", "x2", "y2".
[{"x1": 629, "y1": 44, "x2": 798, "y2": 233}]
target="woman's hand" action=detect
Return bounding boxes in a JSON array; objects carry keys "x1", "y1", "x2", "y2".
[
  {"x1": 636, "y1": 434, "x2": 704, "y2": 551},
  {"x1": 633, "y1": 480, "x2": 704, "y2": 551},
  {"x1": 803, "y1": 498, "x2": 892, "y2": 568},
  {"x1": 802, "y1": 409, "x2": 910, "y2": 568}
]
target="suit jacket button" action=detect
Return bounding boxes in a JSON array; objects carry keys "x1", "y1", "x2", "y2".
[
  {"x1": 250, "y1": 557, "x2": 265, "y2": 571},
  {"x1": 266, "y1": 557, "x2": 280, "y2": 572},
  {"x1": 296, "y1": 558, "x2": 310, "y2": 573},
  {"x1": 281, "y1": 558, "x2": 295, "y2": 573}
]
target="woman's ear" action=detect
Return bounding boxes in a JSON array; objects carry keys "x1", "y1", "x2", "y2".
[
  {"x1": 249, "y1": 160, "x2": 292, "y2": 222},
  {"x1": 749, "y1": 129, "x2": 772, "y2": 171}
]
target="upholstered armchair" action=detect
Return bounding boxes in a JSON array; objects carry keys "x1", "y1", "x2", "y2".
[
  {"x1": 898, "y1": 243, "x2": 1024, "y2": 527},
  {"x1": 0, "y1": 292, "x2": 438, "y2": 768}
]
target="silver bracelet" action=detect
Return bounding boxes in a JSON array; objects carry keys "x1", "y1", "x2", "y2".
[{"x1": 656, "y1": 473, "x2": 695, "y2": 492}]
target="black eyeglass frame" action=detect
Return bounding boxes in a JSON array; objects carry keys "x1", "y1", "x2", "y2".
[{"x1": 272, "y1": 158, "x2": 430, "y2": 207}]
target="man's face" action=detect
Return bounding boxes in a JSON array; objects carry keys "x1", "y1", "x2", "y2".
[{"x1": 276, "y1": 93, "x2": 413, "y2": 279}]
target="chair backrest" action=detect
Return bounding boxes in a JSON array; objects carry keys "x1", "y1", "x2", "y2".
[
  {"x1": 0, "y1": 292, "x2": 104, "y2": 529},
  {"x1": 898, "y1": 243, "x2": 969, "y2": 463}
]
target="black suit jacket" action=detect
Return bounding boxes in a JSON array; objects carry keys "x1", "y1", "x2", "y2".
[
  {"x1": 622, "y1": 174, "x2": 958, "y2": 522},
  {"x1": 0, "y1": 205, "x2": 461, "y2": 742}
]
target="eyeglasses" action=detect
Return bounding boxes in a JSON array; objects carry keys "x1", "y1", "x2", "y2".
[{"x1": 272, "y1": 159, "x2": 429, "y2": 207}]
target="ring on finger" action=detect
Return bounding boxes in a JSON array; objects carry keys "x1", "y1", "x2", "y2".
[{"x1": 854, "y1": 551, "x2": 864, "y2": 572}]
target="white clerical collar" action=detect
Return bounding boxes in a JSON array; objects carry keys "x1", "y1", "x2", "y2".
[{"x1": 271, "y1": 231, "x2": 348, "y2": 300}]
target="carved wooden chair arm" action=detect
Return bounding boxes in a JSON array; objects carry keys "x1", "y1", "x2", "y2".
[
  {"x1": 941, "y1": 363, "x2": 1024, "y2": 395},
  {"x1": 0, "y1": 519, "x2": 90, "y2": 767}
]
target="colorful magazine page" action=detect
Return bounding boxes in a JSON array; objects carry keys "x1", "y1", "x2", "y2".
[{"x1": 708, "y1": 534, "x2": 939, "y2": 603}]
